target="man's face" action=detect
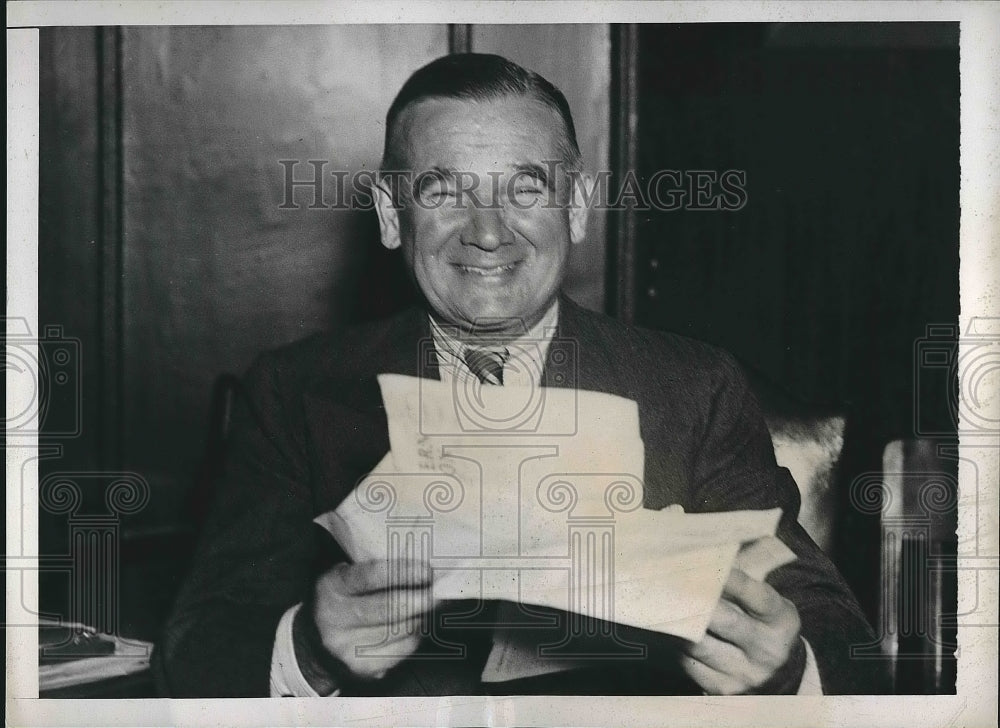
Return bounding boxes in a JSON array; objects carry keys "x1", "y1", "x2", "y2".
[{"x1": 375, "y1": 95, "x2": 588, "y2": 337}]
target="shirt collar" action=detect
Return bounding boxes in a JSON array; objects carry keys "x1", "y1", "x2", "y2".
[{"x1": 429, "y1": 300, "x2": 560, "y2": 386}]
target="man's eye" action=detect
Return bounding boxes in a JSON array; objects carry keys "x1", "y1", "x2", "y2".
[
  {"x1": 513, "y1": 185, "x2": 545, "y2": 200},
  {"x1": 512, "y1": 185, "x2": 546, "y2": 206},
  {"x1": 422, "y1": 187, "x2": 456, "y2": 202}
]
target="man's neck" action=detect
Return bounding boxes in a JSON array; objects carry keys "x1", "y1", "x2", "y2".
[{"x1": 429, "y1": 300, "x2": 560, "y2": 345}]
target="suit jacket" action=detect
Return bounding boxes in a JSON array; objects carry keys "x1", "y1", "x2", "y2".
[{"x1": 155, "y1": 296, "x2": 888, "y2": 696}]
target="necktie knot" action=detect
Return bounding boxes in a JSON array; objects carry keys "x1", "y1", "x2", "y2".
[{"x1": 463, "y1": 345, "x2": 509, "y2": 385}]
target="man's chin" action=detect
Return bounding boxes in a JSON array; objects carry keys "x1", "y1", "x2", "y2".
[
  {"x1": 426, "y1": 286, "x2": 554, "y2": 336},
  {"x1": 445, "y1": 306, "x2": 536, "y2": 337},
  {"x1": 463, "y1": 314, "x2": 529, "y2": 336}
]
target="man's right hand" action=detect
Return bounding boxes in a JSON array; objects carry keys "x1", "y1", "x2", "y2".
[{"x1": 305, "y1": 559, "x2": 437, "y2": 683}]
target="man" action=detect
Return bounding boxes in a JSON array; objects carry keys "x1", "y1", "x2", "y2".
[{"x1": 156, "y1": 53, "x2": 886, "y2": 697}]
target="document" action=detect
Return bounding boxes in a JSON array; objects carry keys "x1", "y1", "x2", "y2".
[{"x1": 315, "y1": 375, "x2": 796, "y2": 644}]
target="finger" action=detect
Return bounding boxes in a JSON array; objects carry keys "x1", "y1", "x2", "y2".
[
  {"x1": 682, "y1": 633, "x2": 767, "y2": 688},
  {"x1": 381, "y1": 612, "x2": 428, "y2": 640},
  {"x1": 706, "y1": 595, "x2": 760, "y2": 653},
  {"x1": 705, "y1": 596, "x2": 800, "y2": 673},
  {"x1": 338, "y1": 631, "x2": 423, "y2": 680},
  {"x1": 722, "y1": 568, "x2": 784, "y2": 620},
  {"x1": 328, "y1": 615, "x2": 424, "y2": 651},
  {"x1": 336, "y1": 559, "x2": 434, "y2": 595},
  {"x1": 349, "y1": 612, "x2": 426, "y2": 640},
  {"x1": 679, "y1": 654, "x2": 748, "y2": 696},
  {"x1": 344, "y1": 590, "x2": 437, "y2": 627}
]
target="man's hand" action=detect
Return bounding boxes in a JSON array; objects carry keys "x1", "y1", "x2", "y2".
[
  {"x1": 302, "y1": 559, "x2": 437, "y2": 684},
  {"x1": 679, "y1": 568, "x2": 806, "y2": 694}
]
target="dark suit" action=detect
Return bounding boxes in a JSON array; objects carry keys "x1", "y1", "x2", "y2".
[{"x1": 155, "y1": 296, "x2": 888, "y2": 696}]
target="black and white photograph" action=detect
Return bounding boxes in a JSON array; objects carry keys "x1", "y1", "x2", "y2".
[{"x1": 5, "y1": 2, "x2": 998, "y2": 726}]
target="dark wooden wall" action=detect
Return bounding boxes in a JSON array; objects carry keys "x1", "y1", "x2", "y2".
[{"x1": 117, "y1": 26, "x2": 453, "y2": 530}]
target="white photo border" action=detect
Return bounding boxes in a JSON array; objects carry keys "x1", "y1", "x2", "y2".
[{"x1": 6, "y1": 2, "x2": 998, "y2": 726}]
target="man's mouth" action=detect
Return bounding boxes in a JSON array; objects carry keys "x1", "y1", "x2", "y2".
[{"x1": 454, "y1": 262, "x2": 520, "y2": 276}]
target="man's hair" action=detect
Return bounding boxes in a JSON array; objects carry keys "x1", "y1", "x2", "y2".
[{"x1": 381, "y1": 53, "x2": 581, "y2": 172}]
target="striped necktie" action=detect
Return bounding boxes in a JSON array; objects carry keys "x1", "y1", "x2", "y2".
[{"x1": 462, "y1": 345, "x2": 509, "y2": 386}]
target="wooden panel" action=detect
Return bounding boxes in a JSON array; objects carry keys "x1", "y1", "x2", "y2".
[
  {"x1": 608, "y1": 24, "x2": 639, "y2": 323},
  {"x1": 39, "y1": 28, "x2": 103, "y2": 478},
  {"x1": 118, "y1": 26, "x2": 448, "y2": 528},
  {"x1": 472, "y1": 24, "x2": 611, "y2": 313},
  {"x1": 448, "y1": 24, "x2": 472, "y2": 54},
  {"x1": 98, "y1": 26, "x2": 124, "y2": 471},
  {"x1": 38, "y1": 27, "x2": 109, "y2": 613}
]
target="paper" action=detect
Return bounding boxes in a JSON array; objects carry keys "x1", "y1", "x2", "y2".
[
  {"x1": 479, "y1": 534, "x2": 796, "y2": 683},
  {"x1": 734, "y1": 535, "x2": 797, "y2": 582},
  {"x1": 315, "y1": 375, "x2": 796, "y2": 646}
]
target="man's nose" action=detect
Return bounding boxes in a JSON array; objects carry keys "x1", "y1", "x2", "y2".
[{"x1": 460, "y1": 205, "x2": 514, "y2": 251}]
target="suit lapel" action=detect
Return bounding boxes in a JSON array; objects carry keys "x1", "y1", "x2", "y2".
[
  {"x1": 545, "y1": 294, "x2": 624, "y2": 396},
  {"x1": 545, "y1": 297, "x2": 687, "y2": 509},
  {"x1": 303, "y1": 309, "x2": 440, "y2": 512}
]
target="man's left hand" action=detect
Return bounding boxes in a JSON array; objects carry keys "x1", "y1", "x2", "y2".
[{"x1": 679, "y1": 568, "x2": 806, "y2": 694}]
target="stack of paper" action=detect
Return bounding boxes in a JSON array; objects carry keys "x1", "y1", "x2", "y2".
[{"x1": 315, "y1": 375, "x2": 795, "y2": 680}]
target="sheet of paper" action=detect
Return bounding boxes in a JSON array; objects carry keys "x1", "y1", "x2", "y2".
[
  {"x1": 314, "y1": 376, "x2": 797, "y2": 682},
  {"x1": 316, "y1": 377, "x2": 794, "y2": 635},
  {"x1": 479, "y1": 533, "x2": 796, "y2": 683},
  {"x1": 734, "y1": 534, "x2": 797, "y2": 582},
  {"x1": 321, "y1": 483, "x2": 783, "y2": 628},
  {"x1": 376, "y1": 374, "x2": 647, "y2": 565}
]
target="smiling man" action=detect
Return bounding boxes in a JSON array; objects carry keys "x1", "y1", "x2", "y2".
[
  {"x1": 156, "y1": 54, "x2": 886, "y2": 698},
  {"x1": 375, "y1": 91, "x2": 587, "y2": 336}
]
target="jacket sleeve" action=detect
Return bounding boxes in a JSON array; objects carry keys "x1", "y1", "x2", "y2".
[
  {"x1": 689, "y1": 353, "x2": 891, "y2": 695},
  {"x1": 153, "y1": 353, "x2": 321, "y2": 697}
]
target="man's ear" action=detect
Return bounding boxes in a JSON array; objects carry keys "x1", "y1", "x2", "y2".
[
  {"x1": 568, "y1": 171, "x2": 592, "y2": 245},
  {"x1": 373, "y1": 178, "x2": 402, "y2": 250}
]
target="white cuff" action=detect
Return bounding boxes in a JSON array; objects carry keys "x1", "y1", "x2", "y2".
[
  {"x1": 796, "y1": 638, "x2": 824, "y2": 695},
  {"x1": 269, "y1": 603, "x2": 340, "y2": 697}
]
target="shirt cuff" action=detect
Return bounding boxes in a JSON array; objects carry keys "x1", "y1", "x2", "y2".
[
  {"x1": 796, "y1": 638, "x2": 824, "y2": 695},
  {"x1": 270, "y1": 603, "x2": 341, "y2": 697}
]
